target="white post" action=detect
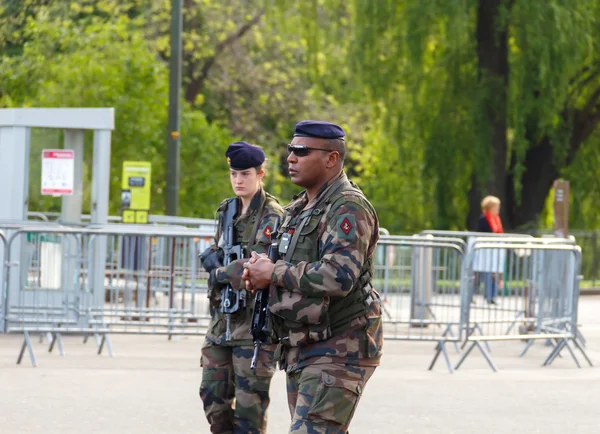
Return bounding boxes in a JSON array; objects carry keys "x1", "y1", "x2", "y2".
[
  {"x1": 61, "y1": 129, "x2": 85, "y2": 224},
  {"x1": 0, "y1": 126, "x2": 30, "y2": 221},
  {"x1": 60, "y1": 130, "x2": 85, "y2": 323},
  {"x1": 410, "y1": 246, "x2": 433, "y2": 326},
  {"x1": 0, "y1": 126, "x2": 30, "y2": 332},
  {"x1": 90, "y1": 129, "x2": 112, "y2": 318},
  {"x1": 91, "y1": 130, "x2": 111, "y2": 226}
]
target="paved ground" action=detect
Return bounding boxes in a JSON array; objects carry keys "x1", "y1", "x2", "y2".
[{"x1": 2, "y1": 298, "x2": 600, "y2": 433}]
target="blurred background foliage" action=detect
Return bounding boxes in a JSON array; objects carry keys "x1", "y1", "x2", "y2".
[{"x1": 1, "y1": 0, "x2": 598, "y2": 232}]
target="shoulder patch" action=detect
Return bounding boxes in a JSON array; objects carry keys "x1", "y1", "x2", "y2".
[
  {"x1": 337, "y1": 214, "x2": 356, "y2": 240},
  {"x1": 263, "y1": 224, "x2": 273, "y2": 239}
]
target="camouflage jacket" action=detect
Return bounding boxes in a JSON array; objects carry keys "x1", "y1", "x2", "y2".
[
  {"x1": 268, "y1": 171, "x2": 383, "y2": 371},
  {"x1": 206, "y1": 188, "x2": 283, "y2": 346}
]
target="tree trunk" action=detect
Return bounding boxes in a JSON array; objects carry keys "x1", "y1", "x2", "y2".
[
  {"x1": 467, "y1": 0, "x2": 511, "y2": 230},
  {"x1": 505, "y1": 138, "x2": 558, "y2": 229},
  {"x1": 507, "y1": 106, "x2": 600, "y2": 229}
]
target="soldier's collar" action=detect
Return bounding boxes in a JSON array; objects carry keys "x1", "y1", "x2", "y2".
[
  {"x1": 246, "y1": 188, "x2": 265, "y2": 214},
  {"x1": 305, "y1": 171, "x2": 347, "y2": 209},
  {"x1": 288, "y1": 192, "x2": 308, "y2": 214}
]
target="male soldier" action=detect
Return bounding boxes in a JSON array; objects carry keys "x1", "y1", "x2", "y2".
[
  {"x1": 200, "y1": 142, "x2": 283, "y2": 433},
  {"x1": 243, "y1": 121, "x2": 383, "y2": 433}
]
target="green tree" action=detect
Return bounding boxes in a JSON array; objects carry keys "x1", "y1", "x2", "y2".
[
  {"x1": 279, "y1": 0, "x2": 600, "y2": 230},
  {"x1": 0, "y1": 1, "x2": 238, "y2": 217},
  {"x1": 3, "y1": 0, "x2": 598, "y2": 232}
]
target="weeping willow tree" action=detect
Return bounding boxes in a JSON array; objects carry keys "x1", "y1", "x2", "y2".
[
  {"x1": 3, "y1": 1, "x2": 598, "y2": 229},
  {"x1": 272, "y1": 0, "x2": 600, "y2": 230}
]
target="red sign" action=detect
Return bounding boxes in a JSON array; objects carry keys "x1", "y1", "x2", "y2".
[{"x1": 41, "y1": 149, "x2": 75, "y2": 196}]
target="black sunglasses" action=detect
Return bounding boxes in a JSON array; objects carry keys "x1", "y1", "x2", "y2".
[{"x1": 287, "y1": 144, "x2": 333, "y2": 157}]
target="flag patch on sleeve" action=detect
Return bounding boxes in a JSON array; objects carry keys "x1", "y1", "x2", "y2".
[
  {"x1": 263, "y1": 225, "x2": 273, "y2": 239},
  {"x1": 337, "y1": 214, "x2": 356, "y2": 240}
]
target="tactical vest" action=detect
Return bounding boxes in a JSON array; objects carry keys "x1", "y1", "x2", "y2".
[
  {"x1": 207, "y1": 190, "x2": 281, "y2": 345},
  {"x1": 217, "y1": 190, "x2": 275, "y2": 257},
  {"x1": 272, "y1": 176, "x2": 376, "y2": 345}
]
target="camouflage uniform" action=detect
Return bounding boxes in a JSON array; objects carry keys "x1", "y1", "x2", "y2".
[
  {"x1": 268, "y1": 171, "x2": 383, "y2": 434},
  {"x1": 200, "y1": 188, "x2": 283, "y2": 434}
]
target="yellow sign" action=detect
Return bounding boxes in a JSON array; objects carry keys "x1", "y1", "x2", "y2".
[
  {"x1": 122, "y1": 210, "x2": 136, "y2": 223},
  {"x1": 122, "y1": 210, "x2": 148, "y2": 224},
  {"x1": 135, "y1": 210, "x2": 148, "y2": 224},
  {"x1": 122, "y1": 161, "x2": 151, "y2": 223}
]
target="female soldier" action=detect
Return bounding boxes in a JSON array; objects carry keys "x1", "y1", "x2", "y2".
[{"x1": 199, "y1": 141, "x2": 283, "y2": 434}]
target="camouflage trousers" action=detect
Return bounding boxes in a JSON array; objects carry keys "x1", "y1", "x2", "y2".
[
  {"x1": 199, "y1": 341, "x2": 276, "y2": 434},
  {"x1": 286, "y1": 363, "x2": 376, "y2": 434}
]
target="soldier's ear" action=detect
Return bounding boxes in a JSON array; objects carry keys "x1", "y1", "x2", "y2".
[{"x1": 325, "y1": 151, "x2": 340, "y2": 168}]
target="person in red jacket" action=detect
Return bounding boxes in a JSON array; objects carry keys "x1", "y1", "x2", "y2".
[
  {"x1": 476, "y1": 196, "x2": 504, "y2": 303},
  {"x1": 477, "y1": 196, "x2": 503, "y2": 234}
]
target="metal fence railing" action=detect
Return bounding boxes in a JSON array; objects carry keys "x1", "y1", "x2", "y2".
[
  {"x1": 27, "y1": 211, "x2": 217, "y2": 231},
  {"x1": 375, "y1": 235, "x2": 466, "y2": 372},
  {"x1": 0, "y1": 224, "x2": 216, "y2": 366},
  {"x1": 0, "y1": 222, "x2": 593, "y2": 372},
  {"x1": 423, "y1": 229, "x2": 600, "y2": 290},
  {"x1": 28, "y1": 212, "x2": 599, "y2": 288},
  {"x1": 551, "y1": 230, "x2": 598, "y2": 289},
  {"x1": 455, "y1": 240, "x2": 590, "y2": 371}
]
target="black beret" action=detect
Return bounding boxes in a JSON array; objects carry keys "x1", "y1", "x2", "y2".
[
  {"x1": 225, "y1": 141, "x2": 266, "y2": 170},
  {"x1": 294, "y1": 120, "x2": 346, "y2": 139}
]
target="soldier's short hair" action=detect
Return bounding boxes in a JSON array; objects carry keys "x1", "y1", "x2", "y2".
[{"x1": 327, "y1": 138, "x2": 346, "y2": 162}]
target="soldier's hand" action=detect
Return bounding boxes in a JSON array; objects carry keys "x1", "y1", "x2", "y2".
[
  {"x1": 242, "y1": 267, "x2": 255, "y2": 293},
  {"x1": 243, "y1": 254, "x2": 275, "y2": 290},
  {"x1": 243, "y1": 253, "x2": 258, "y2": 293},
  {"x1": 207, "y1": 269, "x2": 221, "y2": 290},
  {"x1": 199, "y1": 247, "x2": 223, "y2": 273},
  {"x1": 247, "y1": 251, "x2": 268, "y2": 265}
]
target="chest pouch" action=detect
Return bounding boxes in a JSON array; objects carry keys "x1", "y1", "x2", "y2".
[{"x1": 284, "y1": 208, "x2": 323, "y2": 264}]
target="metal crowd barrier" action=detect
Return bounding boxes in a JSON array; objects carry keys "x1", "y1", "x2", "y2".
[
  {"x1": 376, "y1": 235, "x2": 466, "y2": 372},
  {"x1": 0, "y1": 222, "x2": 592, "y2": 372},
  {"x1": 98, "y1": 225, "x2": 214, "y2": 335},
  {"x1": 421, "y1": 230, "x2": 535, "y2": 240},
  {"x1": 455, "y1": 239, "x2": 592, "y2": 371},
  {"x1": 0, "y1": 224, "x2": 216, "y2": 366},
  {"x1": 25, "y1": 212, "x2": 50, "y2": 222},
  {"x1": 375, "y1": 234, "x2": 592, "y2": 373},
  {"x1": 27, "y1": 211, "x2": 217, "y2": 231}
]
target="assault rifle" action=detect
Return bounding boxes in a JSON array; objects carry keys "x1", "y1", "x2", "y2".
[
  {"x1": 250, "y1": 217, "x2": 280, "y2": 372},
  {"x1": 220, "y1": 198, "x2": 244, "y2": 341}
]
